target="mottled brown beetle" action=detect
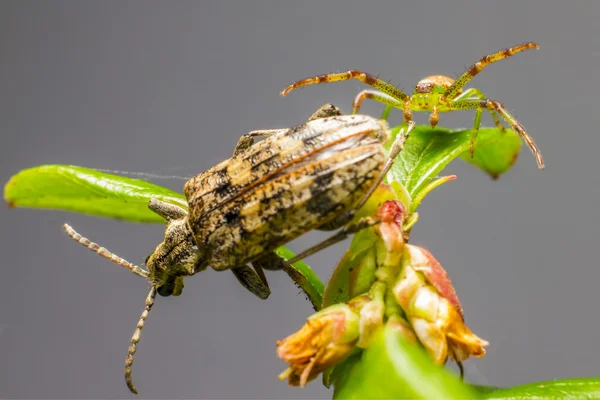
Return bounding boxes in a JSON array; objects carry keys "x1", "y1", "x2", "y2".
[{"x1": 64, "y1": 104, "x2": 415, "y2": 393}]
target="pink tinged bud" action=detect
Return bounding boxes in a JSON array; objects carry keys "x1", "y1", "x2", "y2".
[
  {"x1": 386, "y1": 315, "x2": 418, "y2": 344},
  {"x1": 393, "y1": 245, "x2": 489, "y2": 365},
  {"x1": 373, "y1": 200, "x2": 407, "y2": 284},
  {"x1": 276, "y1": 304, "x2": 360, "y2": 388},
  {"x1": 407, "y1": 245, "x2": 463, "y2": 319},
  {"x1": 410, "y1": 286, "x2": 454, "y2": 363},
  {"x1": 357, "y1": 283, "x2": 386, "y2": 348},
  {"x1": 376, "y1": 201, "x2": 406, "y2": 254},
  {"x1": 392, "y1": 257, "x2": 422, "y2": 312},
  {"x1": 377, "y1": 199, "x2": 407, "y2": 226}
]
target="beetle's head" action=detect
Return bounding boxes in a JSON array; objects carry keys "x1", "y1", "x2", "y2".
[{"x1": 145, "y1": 218, "x2": 205, "y2": 297}]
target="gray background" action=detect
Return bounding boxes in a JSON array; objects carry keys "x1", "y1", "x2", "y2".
[{"x1": 1, "y1": 0, "x2": 598, "y2": 398}]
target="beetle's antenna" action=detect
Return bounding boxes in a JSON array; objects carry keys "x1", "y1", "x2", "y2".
[
  {"x1": 125, "y1": 286, "x2": 157, "y2": 394},
  {"x1": 63, "y1": 224, "x2": 150, "y2": 279}
]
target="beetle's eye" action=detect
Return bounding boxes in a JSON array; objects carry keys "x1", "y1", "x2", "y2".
[
  {"x1": 157, "y1": 284, "x2": 174, "y2": 297},
  {"x1": 144, "y1": 254, "x2": 152, "y2": 265}
]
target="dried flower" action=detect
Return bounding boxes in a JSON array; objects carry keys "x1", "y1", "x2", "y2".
[{"x1": 276, "y1": 304, "x2": 360, "y2": 387}]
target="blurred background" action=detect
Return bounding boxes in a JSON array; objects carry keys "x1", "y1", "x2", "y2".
[{"x1": 1, "y1": 0, "x2": 599, "y2": 398}]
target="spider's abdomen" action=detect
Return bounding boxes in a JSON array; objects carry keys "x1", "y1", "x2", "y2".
[{"x1": 417, "y1": 75, "x2": 456, "y2": 92}]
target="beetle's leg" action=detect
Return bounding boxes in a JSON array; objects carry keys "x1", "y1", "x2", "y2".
[
  {"x1": 442, "y1": 42, "x2": 539, "y2": 100},
  {"x1": 234, "y1": 104, "x2": 343, "y2": 157},
  {"x1": 284, "y1": 216, "x2": 380, "y2": 266},
  {"x1": 450, "y1": 98, "x2": 544, "y2": 168},
  {"x1": 233, "y1": 129, "x2": 288, "y2": 156},
  {"x1": 353, "y1": 121, "x2": 416, "y2": 213},
  {"x1": 252, "y1": 264, "x2": 268, "y2": 286},
  {"x1": 252, "y1": 251, "x2": 322, "y2": 310},
  {"x1": 252, "y1": 251, "x2": 285, "y2": 271},
  {"x1": 281, "y1": 70, "x2": 410, "y2": 104},
  {"x1": 307, "y1": 103, "x2": 343, "y2": 121},
  {"x1": 148, "y1": 199, "x2": 188, "y2": 221},
  {"x1": 63, "y1": 224, "x2": 150, "y2": 279},
  {"x1": 231, "y1": 265, "x2": 271, "y2": 299},
  {"x1": 452, "y1": 88, "x2": 505, "y2": 131}
]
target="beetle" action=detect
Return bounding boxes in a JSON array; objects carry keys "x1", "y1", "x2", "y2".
[{"x1": 64, "y1": 104, "x2": 415, "y2": 393}]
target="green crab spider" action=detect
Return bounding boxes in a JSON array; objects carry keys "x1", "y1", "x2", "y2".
[{"x1": 281, "y1": 42, "x2": 544, "y2": 169}]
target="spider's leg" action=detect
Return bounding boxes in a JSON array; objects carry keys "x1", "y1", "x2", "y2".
[
  {"x1": 470, "y1": 105, "x2": 482, "y2": 158},
  {"x1": 451, "y1": 99, "x2": 544, "y2": 169},
  {"x1": 443, "y1": 42, "x2": 539, "y2": 100},
  {"x1": 281, "y1": 70, "x2": 410, "y2": 103},
  {"x1": 381, "y1": 105, "x2": 394, "y2": 121},
  {"x1": 453, "y1": 88, "x2": 505, "y2": 131},
  {"x1": 352, "y1": 89, "x2": 409, "y2": 120}
]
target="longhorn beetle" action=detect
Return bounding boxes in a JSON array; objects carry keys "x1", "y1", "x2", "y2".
[{"x1": 64, "y1": 104, "x2": 415, "y2": 393}]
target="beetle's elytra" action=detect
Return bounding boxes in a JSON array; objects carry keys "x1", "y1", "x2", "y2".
[
  {"x1": 63, "y1": 104, "x2": 415, "y2": 394},
  {"x1": 184, "y1": 115, "x2": 388, "y2": 270}
]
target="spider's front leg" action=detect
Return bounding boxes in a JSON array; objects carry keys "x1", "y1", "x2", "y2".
[
  {"x1": 352, "y1": 89, "x2": 413, "y2": 123},
  {"x1": 442, "y1": 42, "x2": 539, "y2": 101},
  {"x1": 451, "y1": 98, "x2": 544, "y2": 168},
  {"x1": 281, "y1": 70, "x2": 413, "y2": 120}
]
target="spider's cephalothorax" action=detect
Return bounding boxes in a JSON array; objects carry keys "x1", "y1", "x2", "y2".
[{"x1": 281, "y1": 42, "x2": 544, "y2": 168}]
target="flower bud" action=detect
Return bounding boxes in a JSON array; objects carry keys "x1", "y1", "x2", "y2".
[
  {"x1": 393, "y1": 245, "x2": 488, "y2": 364},
  {"x1": 276, "y1": 304, "x2": 360, "y2": 387},
  {"x1": 357, "y1": 283, "x2": 386, "y2": 348},
  {"x1": 386, "y1": 314, "x2": 418, "y2": 344}
]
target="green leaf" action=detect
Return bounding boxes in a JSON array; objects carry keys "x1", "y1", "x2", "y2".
[
  {"x1": 275, "y1": 246, "x2": 324, "y2": 310},
  {"x1": 321, "y1": 228, "x2": 378, "y2": 309},
  {"x1": 481, "y1": 377, "x2": 600, "y2": 399},
  {"x1": 460, "y1": 128, "x2": 522, "y2": 180},
  {"x1": 410, "y1": 174, "x2": 456, "y2": 213},
  {"x1": 332, "y1": 323, "x2": 475, "y2": 399},
  {"x1": 4, "y1": 165, "x2": 187, "y2": 222},
  {"x1": 386, "y1": 125, "x2": 521, "y2": 209}
]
